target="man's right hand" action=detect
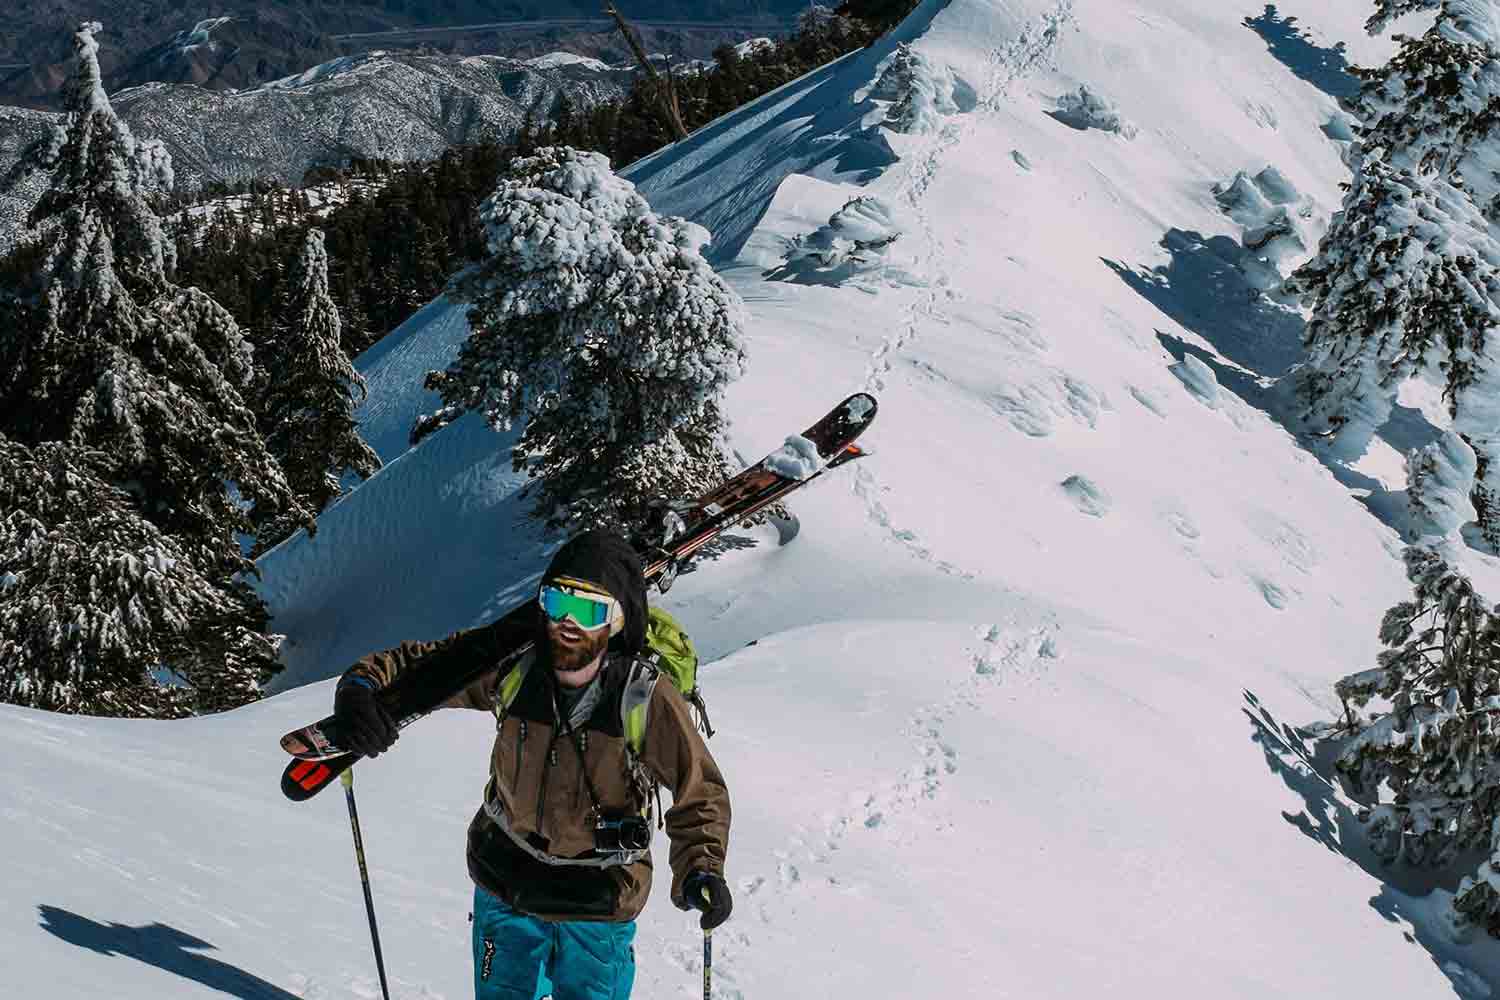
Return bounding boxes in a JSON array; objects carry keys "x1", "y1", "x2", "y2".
[{"x1": 334, "y1": 678, "x2": 399, "y2": 757}]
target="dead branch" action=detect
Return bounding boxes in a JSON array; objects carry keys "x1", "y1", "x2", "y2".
[{"x1": 605, "y1": 2, "x2": 689, "y2": 141}]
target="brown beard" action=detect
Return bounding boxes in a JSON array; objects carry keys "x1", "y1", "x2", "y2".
[{"x1": 548, "y1": 622, "x2": 611, "y2": 673}]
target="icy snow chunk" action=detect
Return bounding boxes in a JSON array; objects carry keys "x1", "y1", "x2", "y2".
[
  {"x1": 1408, "y1": 431, "x2": 1480, "y2": 542},
  {"x1": 768, "y1": 196, "x2": 911, "y2": 288},
  {"x1": 1061, "y1": 475, "x2": 1111, "y2": 517},
  {"x1": 844, "y1": 395, "x2": 875, "y2": 422},
  {"x1": 1169, "y1": 355, "x2": 1220, "y2": 408},
  {"x1": 857, "y1": 43, "x2": 972, "y2": 134},
  {"x1": 1252, "y1": 166, "x2": 1298, "y2": 205},
  {"x1": 1051, "y1": 85, "x2": 1138, "y2": 139},
  {"x1": 763, "y1": 434, "x2": 823, "y2": 480},
  {"x1": 1011, "y1": 150, "x2": 1032, "y2": 171},
  {"x1": 1212, "y1": 166, "x2": 1319, "y2": 291},
  {"x1": 1321, "y1": 113, "x2": 1357, "y2": 142}
]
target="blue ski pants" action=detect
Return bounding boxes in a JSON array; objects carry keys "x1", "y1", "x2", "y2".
[{"x1": 471, "y1": 886, "x2": 636, "y2": 1000}]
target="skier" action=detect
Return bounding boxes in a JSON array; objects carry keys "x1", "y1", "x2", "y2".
[{"x1": 330, "y1": 529, "x2": 732, "y2": 999}]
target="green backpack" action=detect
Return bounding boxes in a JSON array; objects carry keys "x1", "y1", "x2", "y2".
[
  {"x1": 496, "y1": 605, "x2": 712, "y2": 754},
  {"x1": 629, "y1": 606, "x2": 714, "y2": 749}
]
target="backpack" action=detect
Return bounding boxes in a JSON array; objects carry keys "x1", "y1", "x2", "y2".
[{"x1": 495, "y1": 605, "x2": 712, "y2": 756}]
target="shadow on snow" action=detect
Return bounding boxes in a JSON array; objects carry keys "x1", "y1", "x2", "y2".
[
  {"x1": 1243, "y1": 4, "x2": 1361, "y2": 102},
  {"x1": 1242, "y1": 694, "x2": 1495, "y2": 999},
  {"x1": 38, "y1": 905, "x2": 300, "y2": 999},
  {"x1": 1101, "y1": 228, "x2": 1439, "y2": 540}
]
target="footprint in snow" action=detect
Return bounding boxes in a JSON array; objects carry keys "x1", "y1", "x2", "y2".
[
  {"x1": 1166, "y1": 510, "x2": 1199, "y2": 539},
  {"x1": 1253, "y1": 576, "x2": 1289, "y2": 610},
  {"x1": 1061, "y1": 474, "x2": 1111, "y2": 517},
  {"x1": 1129, "y1": 384, "x2": 1168, "y2": 417}
]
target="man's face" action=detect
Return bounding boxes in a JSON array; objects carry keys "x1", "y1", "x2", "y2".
[{"x1": 546, "y1": 616, "x2": 612, "y2": 687}]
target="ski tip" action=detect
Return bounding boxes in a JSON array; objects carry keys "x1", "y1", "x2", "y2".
[{"x1": 281, "y1": 755, "x2": 352, "y2": 802}]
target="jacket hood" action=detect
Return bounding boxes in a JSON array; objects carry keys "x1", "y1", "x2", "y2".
[{"x1": 540, "y1": 529, "x2": 648, "y2": 656}]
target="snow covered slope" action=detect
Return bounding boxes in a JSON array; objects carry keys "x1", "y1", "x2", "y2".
[{"x1": 8, "y1": 0, "x2": 1498, "y2": 997}]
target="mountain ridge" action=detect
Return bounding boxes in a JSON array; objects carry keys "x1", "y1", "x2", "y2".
[{"x1": 0, "y1": 48, "x2": 635, "y2": 255}]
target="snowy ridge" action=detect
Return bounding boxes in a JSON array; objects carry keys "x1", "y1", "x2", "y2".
[
  {"x1": 0, "y1": 51, "x2": 635, "y2": 251},
  {"x1": 8, "y1": 0, "x2": 1500, "y2": 997}
]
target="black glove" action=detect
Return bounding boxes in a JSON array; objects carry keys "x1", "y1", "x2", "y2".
[
  {"x1": 334, "y1": 678, "x2": 399, "y2": 758},
  {"x1": 681, "y1": 870, "x2": 732, "y2": 930}
]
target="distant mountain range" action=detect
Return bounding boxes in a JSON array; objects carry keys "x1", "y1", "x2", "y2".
[
  {"x1": 0, "y1": 48, "x2": 639, "y2": 254},
  {"x1": 0, "y1": 3, "x2": 801, "y2": 109}
]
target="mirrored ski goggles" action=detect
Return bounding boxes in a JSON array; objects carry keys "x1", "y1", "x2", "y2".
[{"x1": 538, "y1": 579, "x2": 623, "y2": 634}]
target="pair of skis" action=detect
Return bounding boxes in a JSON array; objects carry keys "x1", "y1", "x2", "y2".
[{"x1": 279, "y1": 392, "x2": 879, "y2": 801}]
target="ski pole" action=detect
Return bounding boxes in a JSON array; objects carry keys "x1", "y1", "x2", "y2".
[
  {"x1": 703, "y1": 928, "x2": 712, "y2": 1000},
  {"x1": 701, "y1": 885, "x2": 713, "y2": 1000},
  {"x1": 341, "y1": 768, "x2": 392, "y2": 1000}
]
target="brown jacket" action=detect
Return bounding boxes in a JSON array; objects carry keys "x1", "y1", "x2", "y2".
[{"x1": 345, "y1": 619, "x2": 730, "y2": 923}]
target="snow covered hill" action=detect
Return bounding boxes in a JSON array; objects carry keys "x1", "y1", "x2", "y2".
[{"x1": 8, "y1": 0, "x2": 1500, "y2": 997}]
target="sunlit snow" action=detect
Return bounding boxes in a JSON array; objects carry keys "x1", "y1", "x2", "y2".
[{"x1": 7, "y1": 1, "x2": 1499, "y2": 998}]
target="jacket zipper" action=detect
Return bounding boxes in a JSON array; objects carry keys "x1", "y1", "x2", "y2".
[
  {"x1": 574, "y1": 731, "x2": 588, "y2": 810},
  {"x1": 536, "y1": 731, "x2": 560, "y2": 833},
  {"x1": 514, "y1": 718, "x2": 527, "y2": 784}
]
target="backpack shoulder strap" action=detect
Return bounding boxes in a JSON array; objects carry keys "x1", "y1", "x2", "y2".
[
  {"x1": 619, "y1": 657, "x2": 662, "y2": 757},
  {"x1": 493, "y1": 646, "x2": 536, "y2": 724}
]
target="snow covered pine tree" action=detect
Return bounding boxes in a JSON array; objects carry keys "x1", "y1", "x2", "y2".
[
  {"x1": 413, "y1": 145, "x2": 748, "y2": 528},
  {"x1": 0, "y1": 438, "x2": 273, "y2": 716},
  {"x1": 0, "y1": 22, "x2": 312, "y2": 715},
  {"x1": 1285, "y1": 0, "x2": 1500, "y2": 547},
  {"x1": 1301, "y1": 0, "x2": 1500, "y2": 939},
  {"x1": 1324, "y1": 432, "x2": 1500, "y2": 935},
  {"x1": 255, "y1": 228, "x2": 380, "y2": 554}
]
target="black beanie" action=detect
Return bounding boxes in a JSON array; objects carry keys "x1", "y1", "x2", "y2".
[{"x1": 542, "y1": 529, "x2": 648, "y2": 656}]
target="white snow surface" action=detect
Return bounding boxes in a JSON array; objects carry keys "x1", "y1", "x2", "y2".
[
  {"x1": 523, "y1": 52, "x2": 616, "y2": 73},
  {"x1": 10, "y1": 0, "x2": 1500, "y2": 997}
]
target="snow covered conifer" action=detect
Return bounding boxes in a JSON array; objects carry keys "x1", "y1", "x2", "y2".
[
  {"x1": 0, "y1": 436, "x2": 282, "y2": 717},
  {"x1": 420, "y1": 146, "x2": 747, "y2": 528},
  {"x1": 1322, "y1": 434, "x2": 1500, "y2": 933},
  {"x1": 257, "y1": 229, "x2": 380, "y2": 551},
  {"x1": 1285, "y1": 2, "x2": 1500, "y2": 546},
  {"x1": 0, "y1": 23, "x2": 313, "y2": 713}
]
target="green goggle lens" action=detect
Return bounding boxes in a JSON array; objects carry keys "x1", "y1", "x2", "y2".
[{"x1": 539, "y1": 585, "x2": 614, "y2": 630}]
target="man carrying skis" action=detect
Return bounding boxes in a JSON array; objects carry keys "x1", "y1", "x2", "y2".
[{"x1": 331, "y1": 529, "x2": 732, "y2": 999}]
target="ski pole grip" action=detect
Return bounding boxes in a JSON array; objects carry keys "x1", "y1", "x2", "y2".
[{"x1": 341, "y1": 768, "x2": 355, "y2": 788}]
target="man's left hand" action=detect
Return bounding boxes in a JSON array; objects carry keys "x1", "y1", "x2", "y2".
[{"x1": 681, "y1": 870, "x2": 732, "y2": 930}]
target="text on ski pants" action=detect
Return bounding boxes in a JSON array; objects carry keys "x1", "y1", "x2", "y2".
[{"x1": 471, "y1": 886, "x2": 636, "y2": 1000}]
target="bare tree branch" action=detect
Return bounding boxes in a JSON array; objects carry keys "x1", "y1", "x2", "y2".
[{"x1": 605, "y1": 2, "x2": 689, "y2": 140}]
